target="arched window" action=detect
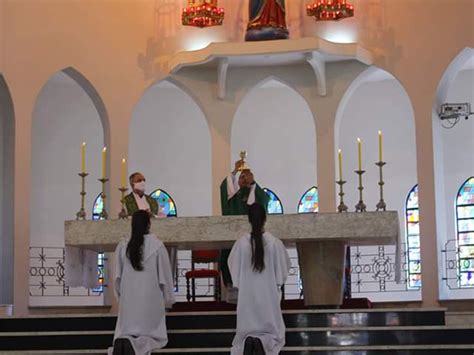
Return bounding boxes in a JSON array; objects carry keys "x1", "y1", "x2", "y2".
[
  {"x1": 150, "y1": 189, "x2": 177, "y2": 217},
  {"x1": 263, "y1": 188, "x2": 283, "y2": 214},
  {"x1": 405, "y1": 184, "x2": 421, "y2": 289},
  {"x1": 92, "y1": 193, "x2": 103, "y2": 221},
  {"x1": 297, "y1": 186, "x2": 319, "y2": 213},
  {"x1": 455, "y1": 177, "x2": 474, "y2": 288}
]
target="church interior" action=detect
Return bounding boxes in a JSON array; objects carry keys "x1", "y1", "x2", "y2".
[{"x1": 0, "y1": 0, "x2": 473, "y2": 353}]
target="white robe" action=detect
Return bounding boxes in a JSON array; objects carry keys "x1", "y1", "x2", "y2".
[
  {"x1": 111, "y1": 234, "x2": 175, "y2": 355},
  {"x1": 228, "y1": 232, "x2": 291, "y2": 355}
]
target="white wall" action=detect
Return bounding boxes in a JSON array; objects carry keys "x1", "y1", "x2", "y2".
[
  {"x1": 336, "y1": 75, "x2": 419, "y2": 302},
  {"x1": 231, "y1": 79, "x2": 317, "y2": 212},
  {"x1": 129, "y1": 81, "x2": 212, "y2": 217},
  {"x1": 434, "y1": 68, "x2": 474, "y2": 300},
  {"x1": 30, "y1": 71, "x2": 104, "y2": 306}
]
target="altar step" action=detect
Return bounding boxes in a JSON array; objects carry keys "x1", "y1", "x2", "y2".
[{"x1": 1, "y1": 308, "x2": 473, "y2": 353}]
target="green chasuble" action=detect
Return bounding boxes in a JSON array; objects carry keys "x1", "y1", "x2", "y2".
[
  {"x1": 124, "y1": 192, "x2": 159, "y2": 216},
  {"x1": 219, "y1": 177, "x2": 269, "y2": 286}
]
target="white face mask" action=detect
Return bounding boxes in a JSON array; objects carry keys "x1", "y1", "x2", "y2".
[{"x1": 134, "y1": 181, "x2": 146, "y2": 192}]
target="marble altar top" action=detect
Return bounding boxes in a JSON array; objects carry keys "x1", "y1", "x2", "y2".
[{"x1": 65, "y1": 211, "x2": 399, "y2": 252}]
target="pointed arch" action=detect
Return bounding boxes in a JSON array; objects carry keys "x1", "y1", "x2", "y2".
[
  {"x1": 0, "y1": 74, "x2": 15, "y2": 304},
  {"x1": 129, "y1": 78, "x2": 212, "y2": 217},
  {"x1": 150, "y1": 188, "x2": 178, "y2": 217},
  {"x1": 263, "y1": 188, "x2": 283, "y2": 214},
  {"x1": 434, "y1": 47, "x2": 474, "y2": 110},
  {"x1": 231, "y1": 76, "x2": 317, "y2": 213},
  {"x1": 297, "y1": 186, "x2": 319, "y2": 213}
]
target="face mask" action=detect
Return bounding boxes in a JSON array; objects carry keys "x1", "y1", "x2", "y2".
[{"x1": 134, "y1": 181, "x2": 146, "y2": 192}]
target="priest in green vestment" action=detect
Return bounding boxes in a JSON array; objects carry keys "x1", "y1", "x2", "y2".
[
  {"x1": 220, "y1": 159, "x2": 269, "y2": 297},
  {"x1": 124, "y1": 172, "x2": 159, "y2": 217}
]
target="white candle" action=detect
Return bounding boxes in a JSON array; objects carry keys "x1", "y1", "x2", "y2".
[
  {"x1": 338, "y1": 149, "x2": 343, "y2": 180},
  {"x1": 378, "y1": 130, "x2": 383, "y2": 162}
]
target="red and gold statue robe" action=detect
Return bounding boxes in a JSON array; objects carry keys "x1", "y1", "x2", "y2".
[{"x1": 248, "y1": 0, "x2": 287, "y2": 30}]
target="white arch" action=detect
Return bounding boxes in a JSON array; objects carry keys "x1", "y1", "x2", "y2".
[
  {"x1": 0, "y1": 75, "x2": 15, "y2": 305},
  {"x1": 129, "y1": 79, "x2": 212, "y2": 217},
  {"x1": 432, "y1": 48, "x2": 474, "y2": 300},
  {"x1": 334, "y1": 66, "x2": 419, "y2": 301},
  {"x1": 435, "y1": 47, "x2": 474, "y2": 110},
  {"x1": 231, "y1": 77, "x2": 317, "y2": 212}
]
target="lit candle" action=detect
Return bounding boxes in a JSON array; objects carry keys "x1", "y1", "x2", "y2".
[
  {"x1": 101, "y1": 147, "x2": 107, "y2": 179},
  {"x1": 357, "y1": 138, "x2": 362, "y2": 171},
  {"x1": 81, "y1": 142, "x2": 86, "y2": 173},
  {"x1": 378, "y1": 130, "x2": 383, "y2": 162},
  {"x1": 121, "y1": 158, "x2": 126, "y2": 188},
  {"x1": 338, "y1": 149, "x2": 343, "y2": 180}
]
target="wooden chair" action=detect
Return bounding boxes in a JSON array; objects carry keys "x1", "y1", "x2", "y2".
[{"x1": 185, "y1": 250, "x2": 221, "y2": 302}]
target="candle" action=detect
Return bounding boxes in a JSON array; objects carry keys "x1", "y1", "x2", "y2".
[
  {"x1": 357, "y1": 138, "x2": 362, "y2": 171},
  {"x1": 338, "y1": 149, "x2": 343, "y2": 180},
  {"x1": 378, "y1": 130, "x2": 383, "y2": 162},
  {"x1": 121, "y1": 158, "x2": 126, "y2": 188},
  {"x1": 101, "y1": 147, "x2": 107, "y2": 179},
  {"x1": 81, "y1": 142, "x2": 86, "y2": 173}
]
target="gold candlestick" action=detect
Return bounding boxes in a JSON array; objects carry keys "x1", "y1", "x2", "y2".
[
  {"x1": 376, "y1": 161, "x2": 387, "y2": 211},
  {"x1": 118, "y1": 187, "x2": 129, "y2": 219},
  {"x1": 98, "y1": 178, "x2": 109, "y2": 220},
  {"x1": 354, "y1": 169, "x2": 367, "y2": 212},
  {"x1": 336, "y1": 179, "x2": 348, "y2": 213},
  {"x1": 76, "y1": 172, "x2": 88, "y2": 220}
]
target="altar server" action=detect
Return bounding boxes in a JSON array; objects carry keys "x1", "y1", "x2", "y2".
[
  {"x1": 111, "y1": 210, "x2": 175, "y2": 355},
  {"x1": 228, "y1": 203, "x2": 291, "y2": 355}
]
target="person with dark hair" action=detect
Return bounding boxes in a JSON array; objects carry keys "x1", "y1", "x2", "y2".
[
  {"x1": 111, "y1": 210, "x2": 175, "y2": 355},
  {"x1": 228, "y1": 203, "x2": 291, "y2": 355}
]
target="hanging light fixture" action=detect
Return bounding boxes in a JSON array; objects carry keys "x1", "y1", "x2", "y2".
[
  {"x1": 182, "y1": 0, "x2": 224, "y2": 28},
  {"x1": 306, "y1": 0, "x2": 354, "y2": 21}
]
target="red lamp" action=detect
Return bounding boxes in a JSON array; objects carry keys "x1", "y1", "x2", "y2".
[
  {"x1": 307, "y1": 0, "x2": 354, "y2": 21},
  {"x1": 182, "y1": 0, "x2": 224, "y2": 28}
]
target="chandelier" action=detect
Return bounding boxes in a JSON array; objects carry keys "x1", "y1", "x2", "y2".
[
  {"x1": 182, "y1": 0, "x2": 224, "y2": 28},
  {"x1": 306, "y1": 0, "x2": 354, "y2": 21}
]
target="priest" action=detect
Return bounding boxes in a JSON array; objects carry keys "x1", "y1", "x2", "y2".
[
  {"x1": 124, "y1": 172, "x2": 159, "y2": 217},
  {"x1": 220, "y1": 156, "x2": 269, "y2": 302}
]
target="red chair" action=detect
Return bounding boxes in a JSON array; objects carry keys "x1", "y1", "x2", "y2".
[{"x1": 185, "y1": 250, "x2": 221, "y2": 302}]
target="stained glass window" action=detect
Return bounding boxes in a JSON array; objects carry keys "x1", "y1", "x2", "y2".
[
  {"x1": 150, "y1": 189, "x2": 177, "y2": 217},
  {"x1": 405, "y1": 184, "x2": 421, "y2": 289},
  {"x1": 92, "y1": 193, "x2": 103, "y2": 221},
  {"x1": 298, "y1": 186, "x2": 319, "y2": 213},
  {"x1": 92, "y1": 193, "x2": 105, "y2": 293},
  {"x1": 263, "y1": 188, "x2": 283, "y2": 214},
  {"x1": 456, "y1": 177, "x2": 474, "y2": 288}
]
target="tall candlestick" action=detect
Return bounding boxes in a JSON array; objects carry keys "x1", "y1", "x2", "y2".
[
  {"x1": 102, "y1": 147, "x2": 107, "y2": 179},
  {"x1": 81, "y1": 142, "x2": 86, "y2": 174},
  {"x1": 357, "y1": 138, "x2": 362, "y2": 171},
  {"x1": 338, "y1": 149, "x2": 343, "y2": 180},
  {"x1": 121, "y1": 158, "x2": 126, "y2": 188},
  {"x1": 378, "y1": 130, "x2": 383, "y2": 162}
]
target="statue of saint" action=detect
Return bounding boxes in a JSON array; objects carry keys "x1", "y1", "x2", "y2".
[{"x1": 245, "y1": 0, "x2": 289, "y2": 41}]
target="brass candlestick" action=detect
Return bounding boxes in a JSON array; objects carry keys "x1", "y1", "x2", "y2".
[
  {"x1": 354, "y1": 169, "x2": 367, "y2": 212},
  {"x1": 98, "y1": 178, "x2": 109, "y2": 220},
  {"x1": 76, "y1": 172, "x2": 88, "y2": 220},
  {"x1": 118, "y1": 187, "x2": 129, "y2": 219},
  {"x1": 336, "y1": 179, "x2": 348, "y2": 212},
  {"x1": 376, "y1": 161, "x2": 387, "y2": 211}
]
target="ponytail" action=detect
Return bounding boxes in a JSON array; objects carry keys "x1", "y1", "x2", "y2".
[
  {"x1": 126, "y1": 210, "x2": 150, "y2": 271},
  {"x1": 248, "y1": 203, "x2": 266, "y2": 273}
]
